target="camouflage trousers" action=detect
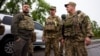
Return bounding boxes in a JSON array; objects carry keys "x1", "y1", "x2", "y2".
[
  {"x1": 65, "y1": 38, "x2": 88, "y2": 56},
  {"x1": 12, "y1": 38, "x2": 29, "y2": 56},
  {"x1": 28, "y1": 39, "x2": 34, "y2": 56},
  {"x1": 45, "y1": 38, "x2": 60, "y2": 56},
  {"x1": 59, "y1": 41, "x2": 65, "y2": 56}
]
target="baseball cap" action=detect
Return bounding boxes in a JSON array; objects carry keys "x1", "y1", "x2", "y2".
[
  {"x1": 50, "y1": 6, "x2": 56, "y2": 10},
  {"x1": 65, "y1": 2, "x2": 76, "y2": 7}
]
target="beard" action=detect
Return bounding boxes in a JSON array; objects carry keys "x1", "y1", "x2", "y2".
[{"x1": 23, "y1": 10, "x2": 29, "y2": 14}]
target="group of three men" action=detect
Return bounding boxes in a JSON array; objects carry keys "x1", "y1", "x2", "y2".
[{"x1": 11, "y1": 1, "x2": 94, "y2": 56}]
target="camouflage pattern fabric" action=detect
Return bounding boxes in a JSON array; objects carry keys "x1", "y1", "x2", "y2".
[
  {"x1": 43, "y1": 15, "x2": 62, "y2": 38},
  {"x1": 18, "y1": 15, "x2": 34, "y2": 31},
  {"x1": 11, "y1": 12, "x2": 34, "y2": 40},
  {"x1": 63, "y1": 11, "x2": 94, "y2": 56},
  {"x1": 59, "y1": 41, "x2": 65, "y2": 56},
  {"x1": 45, "y1": 38, "x2": 60, "y2": 56},
  {"x1": 28, "y1": 38, "x2": 34, "y2": 56},
  {"x1": 27, "y1": 31, "x2": 36, "y2": 56},
  {"x1": 11, "y1": 13, "x2": 34, "y2": 56},
  {"x1": 63, "y1": 11, "x2": 94, "y2": 41},
  {"x1": 65, "y1": 38, "x2": 87, "y2": 56},
  {"x1": 43, "y1": 15, "x2": 62, "y2": 56},
  {"x1": 44, "y1": 16, "x2": 61, "y2": 31}
]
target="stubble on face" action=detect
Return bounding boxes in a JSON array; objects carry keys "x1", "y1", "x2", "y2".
[{"x1": 22, "y1": 5, "x2": 30, "y2": 13}]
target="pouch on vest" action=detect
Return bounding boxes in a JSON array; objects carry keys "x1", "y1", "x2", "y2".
[
  {"x1": 63, "y1": 14, "x2": 78, "y2": 37},
  {"x1": 63, "y1": 11, "x2": 86, "y2": 37},
  {"x1": 18, "y1": 16, "x2": 34, "y2": 30},
  {"x1": 45, "y1": 18, "x2": 57, "y2": 31}
]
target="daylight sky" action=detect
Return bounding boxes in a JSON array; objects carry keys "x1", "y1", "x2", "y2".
[{"x1": 44, "y1": 0, "x2": 100, "y2": 26}]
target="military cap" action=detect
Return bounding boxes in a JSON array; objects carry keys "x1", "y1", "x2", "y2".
[
  {"x1": 50, "y1": 6, "x2": 56, "y2": 10},
  {"x1": 65, "y1": 2, "x2": 76, "y2": 7}
]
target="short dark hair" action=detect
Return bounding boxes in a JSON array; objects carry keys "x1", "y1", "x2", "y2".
[{"x1": 22, "y1": 2, "x2": 29, "y2": 5}]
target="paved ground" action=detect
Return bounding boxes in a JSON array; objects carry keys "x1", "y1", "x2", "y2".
[
  {"x1": 2, "y1": 39, "x2": 99, "y2": 56},
  {"x1": 87, "y1": 43, "x2": 100, "y2": 56},
  {"x1": 33, "y1": 47, "x2": 45, "y2": 56},
  {"x1": 33, "y1": 40, "x2": 100, "y2": 56}
]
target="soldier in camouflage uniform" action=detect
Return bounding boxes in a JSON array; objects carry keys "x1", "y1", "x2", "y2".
[
  {"x1": 42, "y1": 6, "x2": 62, "y2": 56},
  {"x1": 11, "y1": 2, "x2": 35, "y2": 56},
  {"x1": 61, "y1": 2, "x2": 94, "y2": 56}
]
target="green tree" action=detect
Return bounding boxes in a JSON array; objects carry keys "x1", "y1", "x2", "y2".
[
  {"x1": 0, "y1": 0, "x2": 6, "y2": 9},
  {"x1": 0, "y1": 0, "x2": 35, "y2": 15},
  {"x1": 91, "y1": 20, "x2": 100, "y2": 38},
  {"x1": 31, "y1": 0, "x2": 50, "y2": 25},
  {"x1": 0, "y1": 0, "x2": 7, "y2": 13},
  {"x1": 0, "y1": 0, "x2": 50, "y2": 24}
]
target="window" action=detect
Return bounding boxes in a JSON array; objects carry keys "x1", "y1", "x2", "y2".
[
  {"x1": 2, "y1": 16, "x2": 12, "y2": 25},
  {"x1": 34, "y1": 22, "x2": 43, "y2": 30}
]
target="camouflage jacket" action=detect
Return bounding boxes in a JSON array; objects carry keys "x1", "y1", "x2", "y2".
[
  {"x1": 63, "y1": 10, "x2": 94, "y2": 40},
  {"x1": 43, "y1": 15, "x2": 62, "y2": 38},
  {"x1": 11, "y1": 13, "x2": 34, "y2": 40}
]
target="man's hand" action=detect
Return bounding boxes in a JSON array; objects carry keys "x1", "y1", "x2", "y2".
[
  {"x1": 42, "y1": 37, "x2": 46, "y2": 42},
  {"x1": 85, "y1": 37, "x2": 91, "y2": 46},
  {"x1": 60, "y1": 38, "x2": 65, "y2": 45}
]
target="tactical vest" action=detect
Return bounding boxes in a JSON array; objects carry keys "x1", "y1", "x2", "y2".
[
  {"x1": 44, "y1": 16, "x2": 60, "y2": 31},
  {"x1": 63, "y1": 11, "x2": 86, "y2": 37},
  {"x1": 18, "y1": 14, "x2": 34, "y2": 31}
]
